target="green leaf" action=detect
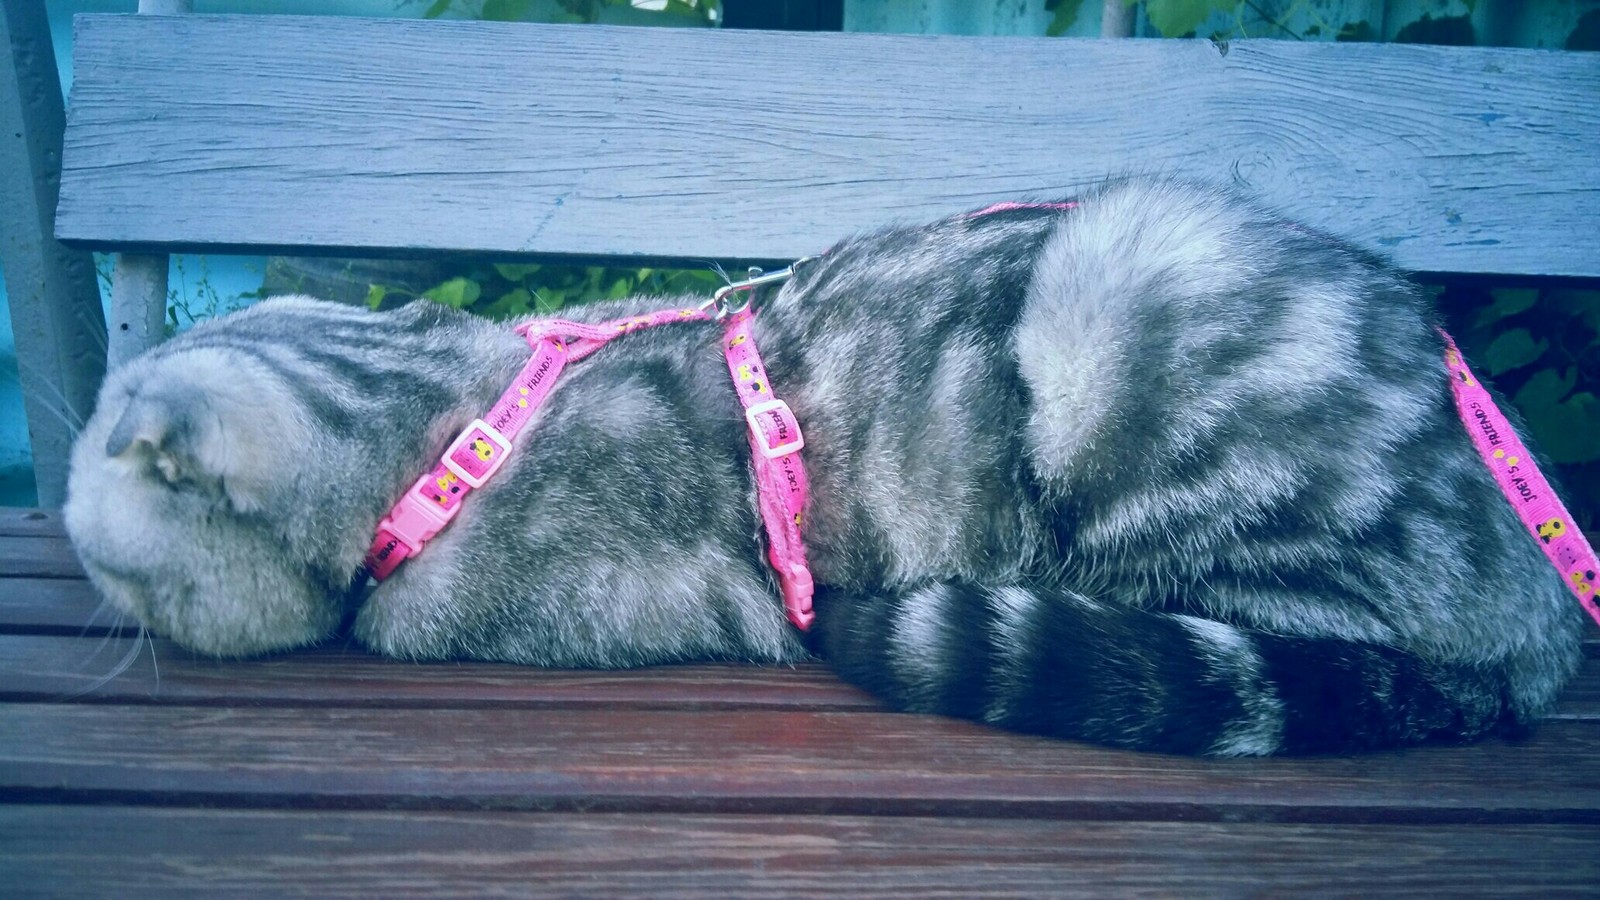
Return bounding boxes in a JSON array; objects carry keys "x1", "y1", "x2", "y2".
[
  {"x1": 481, "y1": 0, "x2": 532, "y2": 21},
  {"x1": 1542, "y1": 288, "x2": 1600, "y2": 332},
  {"x1": 1482, "y1": 328, "x2": 1548, "y2": 376},
  {"x1": 1513, "y1": 367, "x2": 1578, "y2": 410},
  {"x1": 1336, "y1": 20, "x2": 1378, "y2": 42},
  {"x1": 364, "y1": 284, "x2": 388, "y2": 310},
  {"x1": 534, "y1": 288, "x2": 566, "y2": 314},
  {"x1": 1471, "y1": 287, "x2": 1540, "y2": 328},
  {"x1": 483, "y1": 287, "x2": 533, "y2": 318},
  {"x1": 1393, "y1": 13, "x2": 1476, "y2": 47},
  {"x1": 493, "y1": 263, "x2": 543, "y2": 283},
  {"x1": 1044, "y1": 0, "x2": 1086, "y2": 36},
  {"x1": 1522, "y1": 391, "x2": 1600, "y2": 465},
  {"x1": 1143, "y1": 0, "x2": 1218, "y2": 37},
  {"x1": 605, "y1": 276, "x2": 634, "y2": 300},
  {"x1": 663, "y1": 0, "x2": 706, "y2": 19},
  {"x1": 423, "y1": 277, "x2": 482, "y2": 309},
  {"x1": 422, "y1": 0, "x2": 453, "y2": 19}
]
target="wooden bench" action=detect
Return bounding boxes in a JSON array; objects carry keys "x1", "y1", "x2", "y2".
[{"x1": 5, "y1": 8, "x2": 1600, "y2": 894}]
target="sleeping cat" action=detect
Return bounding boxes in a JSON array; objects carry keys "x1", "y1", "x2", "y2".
[{"x1": 63, "y1": 178, "x2": 1587, "y2": 755}]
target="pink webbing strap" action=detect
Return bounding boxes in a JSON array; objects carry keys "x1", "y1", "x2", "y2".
[
  {"x1": 1441, "y1": 331, "x2": 1600, "y2": 626},
  {"x1": 363, "y1": 302, "x2": 818, "y2": 631},
  {"x1": 721, "y1": 309, "x2": 815, "y2": 629},
  {"x1": 364, "y1": 306, "x2": 712, "y2": 580},
  {"x1": 962, "y1": 200, "x2": 1078, "y2": 218}
]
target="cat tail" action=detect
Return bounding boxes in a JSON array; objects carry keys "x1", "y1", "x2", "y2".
[{"x1": 815, "y1": 582, "x2": 1513, "y2": 756}]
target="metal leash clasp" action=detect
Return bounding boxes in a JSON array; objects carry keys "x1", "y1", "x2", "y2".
[{"x1": 700, "y1": 256, "x2": 817, "y2": 320}]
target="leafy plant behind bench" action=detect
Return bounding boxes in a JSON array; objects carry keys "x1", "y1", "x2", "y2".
[
  {"x1": 1441, "y1": 283, "x2": 1600, "y2": 529},
  {"x1": 365, "y1": 261, "x2": 729, "y2": 317}
]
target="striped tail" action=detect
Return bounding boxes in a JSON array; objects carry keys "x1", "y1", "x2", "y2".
[{"x1": 815, "y1": 582, "x2": 1514, "y2": 756}]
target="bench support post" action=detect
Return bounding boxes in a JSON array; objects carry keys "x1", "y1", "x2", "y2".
[
  {"x1": 107, "y1": 255, "x2": 168, "y2": 371},
  {"x1": 103, "y1": 0, "x2": 192, "y2": 370},
  {"x1": 0, "y1": 0, "x2": 108, "y2": 506}
]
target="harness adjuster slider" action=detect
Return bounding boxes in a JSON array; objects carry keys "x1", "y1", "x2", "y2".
[
  {"x1": 746, "y1": 399, "x2": 805, "y2": 459},
  {"x1": 379, "y1": 471, "x2": 461, "y2": 555},
  {"x1": 442, "y1": 419, "x2": 513, "y2": 489}
]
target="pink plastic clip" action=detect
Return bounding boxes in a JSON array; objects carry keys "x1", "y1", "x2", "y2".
[
  {"x1": 776, "y1": 560, "x2": 815, "y2": 630},
  {"x1": 368, "y1": 470, "x2": 464, "y2": 578}
]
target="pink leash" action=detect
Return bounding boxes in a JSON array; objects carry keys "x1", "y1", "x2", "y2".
[{"x1": 1441, "y1": 331, "x2": 1600, "y2": 626}]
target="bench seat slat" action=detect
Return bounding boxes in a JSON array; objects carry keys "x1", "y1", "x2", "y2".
[
  {"x1": 2, "y1": 633, "x2": 1596, "y2": 721},
  {"x1": 5, "y1": 702, "x2": 1599, "y2": 821},
  {"x1": 58, "y1": 14, "x2": 1600, "y2": 277},
  {"x1": 0, "y1": 635, "x2": 883, "y2": 712},
  {"x1": 5, "y1": 807, "x2": 1597, "y2": 895}
]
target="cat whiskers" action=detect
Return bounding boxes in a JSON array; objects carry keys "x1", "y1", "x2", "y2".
[
  {"x1": 8, "y1": 356, "x2": 89, "y2": 436},
  {"x1": 36, "y1": 607, "x2": 159, "y2": 700}
]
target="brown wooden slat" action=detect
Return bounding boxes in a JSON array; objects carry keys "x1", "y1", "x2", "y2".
[
  {"x1": 0, "y1": 578, "x2": 123, "y2": 631},
  {"x1": 3, "y1": 807, "x2": 1596, "y2": 898},
  {"x1": 4, "y1": 633, "x2": 1596, "y2": 722},
  {"x1": 0, "y1": 507, "x2": 63, "y2": 537},
  {"x1": 1549, "y1": 656, "x2": 1600, "y2": 720},
  {"x1": 0, "y1": 635, "x2": 881, "y2": 712},
  {"x1": 4, "y1": 702, "x2": 1598, "y2": 823},
  {"x1": 0, "y1": 534, "x2": 82, "y2": 578}
]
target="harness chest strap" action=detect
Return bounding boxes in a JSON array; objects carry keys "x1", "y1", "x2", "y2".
[
  {"x1": 721, "y1": 308, "x2": 814, "y2": 629},
  {"x1": 1442, "y1": 331, "x2": 1600, "y2": 626},
  {"x1": 363, "y1": 304, "x2": 816, "y2": 630}
]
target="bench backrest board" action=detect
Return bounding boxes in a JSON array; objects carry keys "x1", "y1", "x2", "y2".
[{"x1": 57, "y1": 13, "x2": 1600, "y2": 278}]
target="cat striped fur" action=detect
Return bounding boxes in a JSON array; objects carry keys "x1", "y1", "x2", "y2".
[{"x1": 64, "y1": 178, "x2": 1585, "y2": 755}]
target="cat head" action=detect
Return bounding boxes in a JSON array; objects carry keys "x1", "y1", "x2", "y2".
[{"x1": 64, "y1": 302, "x2": 359, "y2": 657}]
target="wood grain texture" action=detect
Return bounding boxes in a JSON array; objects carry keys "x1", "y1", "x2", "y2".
[
  {"x1": 0, "y1": 636, "x2": 884, "y2": 712},
  {"x1": 5, "y1": 702, "x2": 1599, "y2": 822},
  {"x1": 0, "y1": 506, "x2": 64, "y2": 537},
  {"x1": 56, "y1": 15, "x2": 1600, "y2": 276},
  {"x1": 0, "y1": 534, "x2": 84, "y2": 578},
  {"x1": 5, "y1": 513, "x2": 1600, "y2": 895},
  {"x1": 108, "y1": 252, "x2": 170, "y2": 368},
  {"x1": 0, "y1": 579, "x2": 119, "y2": 631},
  {"x1": 3, "y1": 808, "x2": 1596, "y2": 898},
  {"x1": 3, "y1": 633, "x2": 1595, "y2": 721}
]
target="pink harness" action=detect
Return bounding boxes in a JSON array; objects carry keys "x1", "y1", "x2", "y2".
[
  {"x1": 362, "y1": 201, "x2": 1599, "y2": 635},
  {"x1": 363, "y1": 295, "x2": 816, "y2": 630},
  {"x1": 1441, "y1": 331, "x2": 1600, "y2": 626}
]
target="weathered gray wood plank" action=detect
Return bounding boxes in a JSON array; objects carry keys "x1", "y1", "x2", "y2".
[
  {"x1": 4, "y1": 808, "x2": 1596, "y2": 898},
  {"x1": 57, "y1": 15, "x2": 1600, "y2": 276},
  {"x1": 0, "y1": 0, "x2": 107, "y2": 507}
]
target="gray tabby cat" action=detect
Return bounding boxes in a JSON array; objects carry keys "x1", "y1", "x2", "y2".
[{"x1": 64, "y1": 178, "x2": 1586, "y2": 755}]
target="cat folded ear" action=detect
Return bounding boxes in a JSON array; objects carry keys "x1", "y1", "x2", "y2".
[
  {"x1": 104, "y1": 377, "x2": 296, "y2": 512},
  {"x1": 105, "y1": 385, "x2": 210, "y2": 486}
]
